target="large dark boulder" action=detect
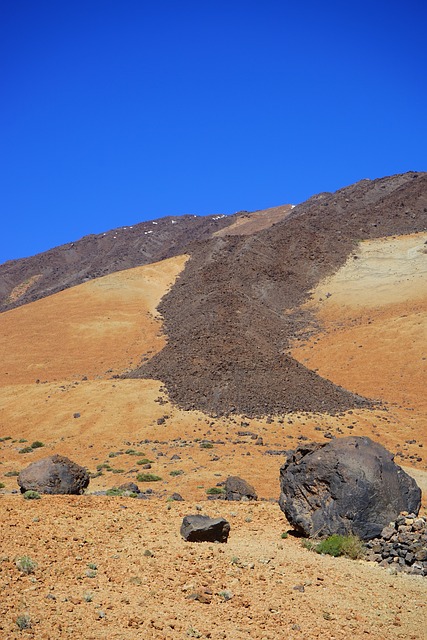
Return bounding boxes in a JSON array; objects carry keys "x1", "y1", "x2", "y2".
[
  {"x1": 225, "y1": 476, "x2": 257, "y2": 501},
  {"x1": 180, "y1": 515, "x2": 230, "y2": 543},
  {"x1": 18, "y1": 455, "x2": 89, "y2": 495},
  {"x1": 279, "y1": 437, "x2": 421, "y2": 541}
]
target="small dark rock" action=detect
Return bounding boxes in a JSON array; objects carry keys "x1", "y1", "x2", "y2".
[
  {"x1": 180, "y1": 515, "x2": 230, "y2": 543},
  {"x1": 225, "y1": 476, "x2": 257, "y2": 502},
  {"x1": 118, "y1": 482, "x2": 140, "y2": 494},
  {"x1": 170, "y1": 492, "x2": 184, "y2": 501}
]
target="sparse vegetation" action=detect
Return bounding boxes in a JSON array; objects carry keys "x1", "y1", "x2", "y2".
[
  {"x1": 200, "y1": 441, "x2": 213, "y2": 449},
  {"x1": 4, "y1": 470, "x2": 19, "y2": 477},
  {"x1": 136, "y1": 458, "x2": 153, "y2": 465},
  {"x1": 0, "y1": 482, "x2": 5, "y2": 489},
  {"x1": 16, "y1": 614, "x2": 32, "y2": 630},
  {"x1": 84, "y1": 592, "x2": 94, "y2": 602},
  {"x1": 16, "y1": 556, "x2": 37, "y2": 574},
  {"x1": 18, "y1": 446, "x2": 33, "y2": 454},
  {"x1": 304, "y1": 534, "x2": 365, "y2": 559},
  {"x1": 136, "y1": 473, "x2": 162, "y2": 482},
  {"x1": 281, "y1": 531, "x2": 289, "y2": 539},
  {"x1": 0, "y1": 436, "x2": 12, "y2": 442},
  {"x1": 169, "y1": 469, "x2": 184, "y2": 476},
  {"x1": 31, "y1": 441, "x2": 44, "y2": 449},
  {"x1": 23, "y1": 490, "x2": 41, "y2": 500},
  {"x1": 206, "y1": 486, "x2": 225, "y2": 495},
  {"x1": 87, "y1": 562, "x2": 97, "y2": 570},
  {"x1": 96, "y1": 463, "x2": 112, "y2": 471},
  {"x1": 105, "y1": 487, "x2": 123, "y2": 496}
]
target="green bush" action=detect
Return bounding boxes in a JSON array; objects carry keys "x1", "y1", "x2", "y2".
[
  {"x1": 136, "y1": 458, "x2": 153, "y2": 465},
  {"x1": 206, "y1": 487, "x2": 225, "y2": 495},
  {"x1": 16, "y1": 614, "x2": 31, "y2": 630},
  {"x1": 19, "y1": 447, "x2": 33, "y2": 454},
  {"x1": 96, "y1": 463, "x2": 112, "y2": 471},
  {"x1": 105, "y1": 487, "x2": 123, "y2": 496},
  {"x1": 31, "y1": 441, "x2": 44, "y2": 449},
  {"x1": 169, "y1": 469, "x2": 184, "y2": 476},
  {"x1": 4, "y1": 470, "x2": 19, "y2": 477},
  {"x1": 200, "y1": 442, "x2": 213, "y2": 449},
  {"x1": 314, "y1": 534, "x2": 364, "y2": 559},
  {"x1": 23, "y1": 490, "x2": 41, "y2": 500},
  {"x1": 136, "y1": 473, "x2": 162, "y2": 482},
  {"x1": 0, "y1": 482, "x2": 5, "y2": 489},
  {"x1": 16, "y1": 556, "x2": 37, "y2": 574}
]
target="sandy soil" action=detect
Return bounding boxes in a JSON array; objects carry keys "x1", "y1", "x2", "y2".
[
  {"x1": 291, "y1": 233, "x2": 427, "y2": 447},
  {"x1": 1, "y1": 496, "x2": 426, "y2": 640},
  {"x1": 0, "y1": 256, "x2": 188, "y2": 384}
]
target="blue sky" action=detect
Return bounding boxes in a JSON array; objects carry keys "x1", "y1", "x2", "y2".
[{"x1": 1, "y1": 1, "x2": 426, "y2": 264}]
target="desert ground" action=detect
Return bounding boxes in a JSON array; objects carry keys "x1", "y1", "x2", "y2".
[{"x1": 0, "y1": 233, "x2": 426, "y2": 639}]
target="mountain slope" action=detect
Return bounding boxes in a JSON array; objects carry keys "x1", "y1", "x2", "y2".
[
  {"x1": 133, "y1": 172, "x2": 427, "y2": 416},
  {"x1": 0, "y1": 207, "x2": 292, "y2": 312}
]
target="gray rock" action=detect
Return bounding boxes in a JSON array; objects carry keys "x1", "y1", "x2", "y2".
[
  {"x1": 279, "y1": 437, "x2": 421, "y2": 541},
  {"x1": 18, "y1": 455, "x2": 89, "y2": 495},
  {"x1": 170, "y1": 492, "x2": 184, "y2": 501},
  {"x1": 118, "y1": 482, "x2": 140, "y2": 494},
  {"x1": 225, "y1": 476, "x2": 257, "y2": 501},
  {"x1": 180, "y1": 515, "x2": 230, "y2": 543}
]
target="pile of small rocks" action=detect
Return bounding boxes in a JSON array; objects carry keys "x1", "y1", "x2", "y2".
[{"x1": 365, "y1": 512, "x2": 427, "y2": 576}]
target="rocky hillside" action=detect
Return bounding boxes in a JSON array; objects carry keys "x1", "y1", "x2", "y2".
[{"x1": 132, "y1": 172, "x2": 427, "y2": 416}]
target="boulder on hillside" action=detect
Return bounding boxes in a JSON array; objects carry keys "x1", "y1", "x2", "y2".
[
  {"x1": 180, "y1": 515, "x2": 230, "y2": 543},
  {"x1": 118, "y1": 482, "x2": 140, "y2": 494},
  {"x1": 279, "y1": 436, "x2": 421, "y2": 541},
  {"x1": 225, "y1": 476, "x2": 257, "y2": 501},
  {"x1": 18, "y1": 455, "x2": 89, "y2": 495}
]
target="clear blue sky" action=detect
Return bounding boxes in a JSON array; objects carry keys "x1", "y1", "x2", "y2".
[{"x1": 1, "y1": 1, "x2": 426, "y2": 264}]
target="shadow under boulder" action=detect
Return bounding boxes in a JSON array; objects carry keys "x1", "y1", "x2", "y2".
[
  {"x1": 279, "y1": 436, "x2": 421, "y2": 541},
  {"x1": 18, "y1": 455, "x2": 89, "y2": 495}
]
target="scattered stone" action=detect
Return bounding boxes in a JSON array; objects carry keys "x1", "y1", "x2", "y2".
[
  {"x1": 265, "y1": 449, "x2": 287, "y2": 456},
  {"x1": 365, "y1": 514, "x2": 427, "y2": 576},
  {"x1": 118, "y1": 482, "x2": 140, "y2": 494},
  {"x1": 18, "y1": 455, "x2": 90, "y2": 495},
  {"x1": 225, "y1": 476, "x2": 257, "y2": 501},
  {"x1": 170, "y1": 492, "x2": 184, "y2": 501},
  {"x1": 180, "y1": 515, "x2": 230, "y2": 543},
  {"x1": 279, "y1": 437, "x2": 421, "y2": 540}
]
